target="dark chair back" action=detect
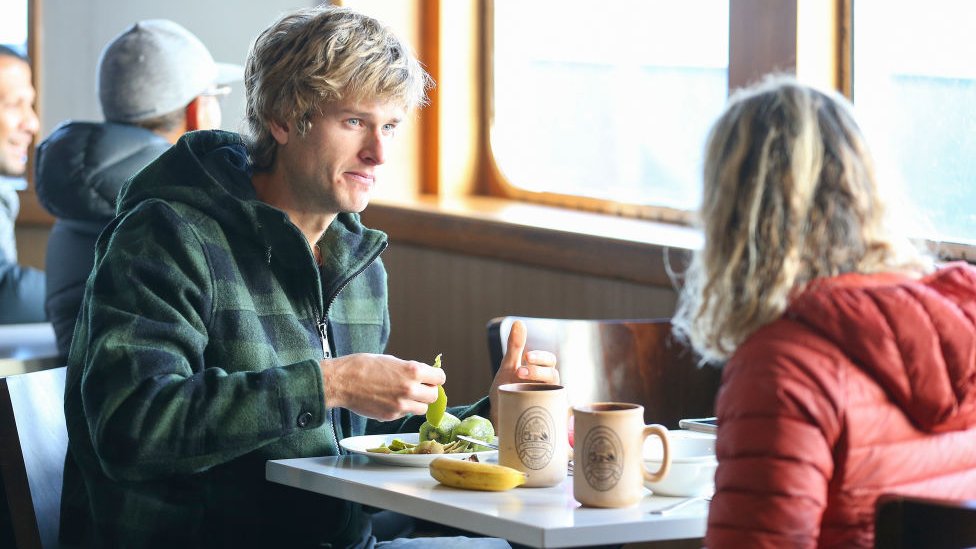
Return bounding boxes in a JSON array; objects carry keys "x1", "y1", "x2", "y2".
[
  {"x1": 487, "y1": 316, "x2": 721, "y2": 428},
  {"x1": 875, "y1": 493, "x2": 976, "y2": 549},
  {"x1": 0, "y1": 366, "x2": 67, "y2": 549}
]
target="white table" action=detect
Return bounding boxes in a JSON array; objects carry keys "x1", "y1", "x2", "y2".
[
  {"x1": 266, "y1": 455, "x2": 707, "y2": 548},
  {"x1": 0, "y1": 323, "x2": 60, "y2": 377}
]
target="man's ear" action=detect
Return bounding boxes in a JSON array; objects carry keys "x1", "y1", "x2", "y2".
[
  {"x1": 269, "y1": 119, "x2": 290, "y2": 145},
  {"x1": 185, "y1": 96, "x2": 224, "y2": 132},
  {"x1": 185, "y1": 97, "x2": 204, "y2": 131}
]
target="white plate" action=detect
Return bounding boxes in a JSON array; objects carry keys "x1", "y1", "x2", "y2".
[{"x1": 339, "y1": 432, "x2": 498, "y2": 467}]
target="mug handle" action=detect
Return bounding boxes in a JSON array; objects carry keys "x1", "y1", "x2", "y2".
[
  {"x1": 641, "y1": 424, "x2": 671, "y2": 483},
  {"x1": 567, "y1": 407, "x2": 575, "y2": 449}
]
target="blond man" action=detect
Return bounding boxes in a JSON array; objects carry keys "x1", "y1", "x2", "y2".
[{"x1": 63, "y1": 6, "x2": 555, "y2": 547}]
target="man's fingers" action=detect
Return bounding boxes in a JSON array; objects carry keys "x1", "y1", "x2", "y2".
[
  {"x1": 417, "y1": 363, "x2": 447, "y2": 385},
  {"x1": 516, "y1": 364, "x2": 560, "y2": 383},
  {"x1": 524, "y1": 350, "x2": 556, "y2": 367},
  {"x1": 503, "y1": 320, "x2": 527, "y2": 371}
]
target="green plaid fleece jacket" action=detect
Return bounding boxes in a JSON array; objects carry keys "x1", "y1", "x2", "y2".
[{"x1": 61, "y1": 130, "x2": 488, "y2": 548}]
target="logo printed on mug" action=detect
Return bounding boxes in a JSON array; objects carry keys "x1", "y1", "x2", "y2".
[
  {"x1": 581, "y1": 425, "x2": 624, "y2": 491},
  {"x1": 515, "y1": 406, "x2": 555, "y2": 470}
]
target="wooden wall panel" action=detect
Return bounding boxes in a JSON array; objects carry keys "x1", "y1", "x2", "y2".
[{"x1": 14, "y1": 226, "x2": 47, "y2": 270}]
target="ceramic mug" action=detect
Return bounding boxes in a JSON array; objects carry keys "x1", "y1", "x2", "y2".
[
  {"x1": 572, "y1": 402, "x2": 671, "y2": 508},
  {"x1": 498, "y1": 383, "x2": 569, "y2": 487}
]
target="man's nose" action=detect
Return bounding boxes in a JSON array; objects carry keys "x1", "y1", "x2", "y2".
[
  {"x1": 359, "y1": 131, "x2": 386, "y2": 166},
  {"x1": 22, "y1": 103, "x2": 39, "y2": 135}
]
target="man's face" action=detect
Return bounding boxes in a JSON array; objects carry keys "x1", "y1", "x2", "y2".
[
  {"x1": 274, "y1": 97, "x2": 405, "y2": 215},
  {"x1": 0, "y1": 55, "x2": 39, "y2": 177}
]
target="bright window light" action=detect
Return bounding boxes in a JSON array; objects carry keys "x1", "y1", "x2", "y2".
[
  {"x1": 852, "y1": 0, "x2": 976, "y2": 245},
  {"x1": 0, "y1": 0, "x2": 28, "y2": 53},
  {"x1": 491, "y1": 0, "x2": 729, "y2": 211}
]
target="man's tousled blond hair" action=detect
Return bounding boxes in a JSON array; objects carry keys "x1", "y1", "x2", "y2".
[{"x1": 244, "y1": 5, "x2": 432, "y2": 169}]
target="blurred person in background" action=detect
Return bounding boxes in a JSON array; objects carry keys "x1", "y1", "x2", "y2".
[
  {"x1": 674, "y1": 75, "x2": 976, "y2": 548},
  {"x1": 35, "y1": 19, "x2": 242, "y2": 361},
  {"x1": 0, "y1": 44, "x2": 44, "y2": 324}
]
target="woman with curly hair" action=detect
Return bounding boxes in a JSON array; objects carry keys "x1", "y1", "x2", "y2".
[{"x1": 674, "y1": 75, "x2": 976, "y2": 548}]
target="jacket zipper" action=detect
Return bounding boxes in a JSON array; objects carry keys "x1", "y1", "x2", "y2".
[
  {"x1": 318, "y1": 240, "x2": 387, "y2": 354},
  {"x1": 317, "y1": 320, "x2": 332, "y2": 359},
  {"x1": 317, "y1": 240, "x2": 388, "y2": 455}
]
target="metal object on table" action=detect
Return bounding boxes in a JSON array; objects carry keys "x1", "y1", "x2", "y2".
[
  {"x1": 455, "y1": 435, "x2": 498, "y2": 450},
  {"x1": 649, "y1": 495, "x2": 712, "y2": 516}
]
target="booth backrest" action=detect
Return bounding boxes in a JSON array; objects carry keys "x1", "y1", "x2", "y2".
[{"x1": 487, "y1": 316, "x2": 721, "y2": 428}]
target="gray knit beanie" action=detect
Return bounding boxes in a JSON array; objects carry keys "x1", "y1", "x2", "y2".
[{"x1": 97, "y1": 19, "x2": 243, "y2": 122}]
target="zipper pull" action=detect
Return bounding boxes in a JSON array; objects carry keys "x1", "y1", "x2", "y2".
[{"x1": 318, "y1": 320, "x2": 332, "y2": 359}]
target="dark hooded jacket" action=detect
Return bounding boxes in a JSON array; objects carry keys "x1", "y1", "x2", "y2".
[
  {"x1": 62, "y1": 130, "x2": 488, "y2": 548},
  {"x1": 35, "y1": 121, "x2": 171, "y2": 359},
  {"x1": 706, "y1": 264, "x2": 976, "y2": 549}
]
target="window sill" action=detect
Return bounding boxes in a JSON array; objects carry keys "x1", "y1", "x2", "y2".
[{"x1": 361, "y1": 195, "x2": 700, "y2": 287}]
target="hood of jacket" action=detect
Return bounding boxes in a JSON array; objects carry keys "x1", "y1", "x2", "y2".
[
  {"x1": 114, "y1": 129, "x2": 256, "y2": 223},
  {"x1": 787, "y1": 263, "x2": 976, "y2": 433},
  {"x1": 35, "y1": 121, "x2": 172, "y2": 221}
]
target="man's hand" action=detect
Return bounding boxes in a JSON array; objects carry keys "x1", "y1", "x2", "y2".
[
  {"x1": 488, "y1": 320, "x2": 559, "y2": 426},
  {"x1": 320, "y1": 354, "x2": 446, "y2": 421}
]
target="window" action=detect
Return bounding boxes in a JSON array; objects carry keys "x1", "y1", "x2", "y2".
[
  {"x1": 490, "y1": 0, "x2": 729, "y2": 219},
  {"x1": 487, "y1": 1, "x2": 976, "y2": 250},
  {"x1": 0, "y1": 0, "x2": 28, "y2": 54},
  {"x1": 852, "y1": 0, "x2": 976, "y2": 246}
]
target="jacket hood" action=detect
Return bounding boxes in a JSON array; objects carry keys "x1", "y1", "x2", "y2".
[
  {"x1": 35, "y1": 121, "x2": 171, "y2": 221},
  {"x1": 115, "y1": 129, "x2": 252, "y2": 216},
  {"x1": 788, "y1": 263, "x2": 976, "y2": 433}
]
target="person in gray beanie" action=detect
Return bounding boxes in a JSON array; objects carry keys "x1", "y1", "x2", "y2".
[{"x1": 34, "y1": 19, "x2": 243, "y2": 362}]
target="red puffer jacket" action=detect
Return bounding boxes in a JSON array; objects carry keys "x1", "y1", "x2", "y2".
[{"x1": 705, "y1": 263, "x2": 976, "y2": 549}]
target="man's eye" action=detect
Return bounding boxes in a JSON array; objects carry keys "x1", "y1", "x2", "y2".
[
  {"x1": 347, "y1": 118, "x2": 362, "y2": 127},
  {"x1": 382, "y1": 124, "x2": 397, "y2": 134}
]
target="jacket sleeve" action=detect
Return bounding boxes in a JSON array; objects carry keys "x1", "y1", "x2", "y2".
[
  {"x1": 0, "y1": 259, "x2": 46, "y2": 323},
  {"x1": 77, "y1": 201, "x2": 326, "y2": 482},
  {"x1": 704, "y1": 324, "x2": 842, "y2": 549}
]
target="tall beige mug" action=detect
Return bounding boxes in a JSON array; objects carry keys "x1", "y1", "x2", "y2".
[
  {"x1": 572, "y1": 402, "x2": 671, "y2": 508},
  {"x1": 498, "y1": 383, "x2": 569, "y2": 488}
]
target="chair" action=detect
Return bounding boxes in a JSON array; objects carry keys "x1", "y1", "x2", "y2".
[
  {"x1": 487, "y1": 317, "x2": 722, "y2": 428},
  {"x1": 875, "y1": 493, "x2": 976, "y2": 549},
  {"x1": 0, "y1": 366, "x2": 67, "y2": 549}
]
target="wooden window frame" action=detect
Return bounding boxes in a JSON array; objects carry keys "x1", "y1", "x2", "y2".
[
  {"x1": 475, "y1": 0, "x2": 851, "y2": 220},
  {"x1": 16, "y1": 0, "x2": 849, "y2": 235},
  {"x1": 355, "y1": 0, "x2": 860, "y2": 289}
]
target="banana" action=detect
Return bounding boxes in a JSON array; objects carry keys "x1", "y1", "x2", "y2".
[{"x1": 429, "y1": 457, "x2": 527, "y2": 491}]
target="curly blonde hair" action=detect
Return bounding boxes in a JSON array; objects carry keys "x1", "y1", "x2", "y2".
[
  {"x1": 244, "y1": 4, "x2": 432, "y2": 169},
  {"x1": 672, "y1": 75, "x2": 931, "y2": 362}
]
